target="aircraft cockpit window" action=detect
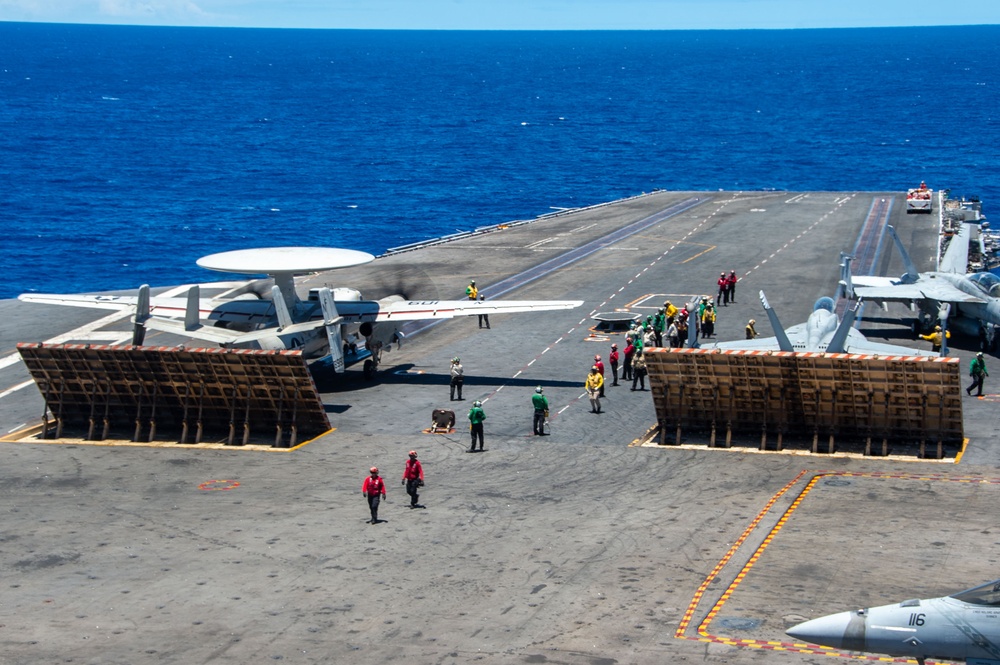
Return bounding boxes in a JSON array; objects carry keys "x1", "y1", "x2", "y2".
[
  {"x1": 969, "y1": 273, "x2": 1000, "y2": 298},
  {"x1": 951, "y1": 579, "x2": 1000, "y2": 606},
  {"x1": 813, "y1": 297, "x2": 835, "y2": 313}
]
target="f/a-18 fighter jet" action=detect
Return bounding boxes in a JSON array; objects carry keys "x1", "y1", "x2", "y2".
[
  {"x1": 787, "y1": 578, "x2": 1000, "y2": 665},
  {"x1": 849, "y1": 223, "x2": 1000, "y2": 339},
  {"x1": 693, "y1": 289, "x2": 938, "y2": 357}
]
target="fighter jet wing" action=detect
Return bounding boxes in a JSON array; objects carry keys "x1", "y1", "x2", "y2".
[
  {"x1": 840, "y1": 329, "x2": 938, "y2": 356},
  {"x1": 373, "y1": 299, "x2": 583, "y2": 322},
  {"x1": 852, "y1": 279, "x2": 985, "y2": 304}
]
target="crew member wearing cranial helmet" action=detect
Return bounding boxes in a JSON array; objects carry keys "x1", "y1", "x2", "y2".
[
  {"x1": 532, "y1": 386, "x2": 549, "y2": 436},
  {"x1": 717, "y1": 272, "x2": 729, "y2": 306},
  {"x1": 592, "y1": 354, "x2": 605, "y2": 397},
  {"x1": 468, "y1": 400, "x2": 486, "y2": 452},
  {"x1": 450, "y1": 357, "x2": 464, "y2": 401},
  {"x1": 920, "y1": 324, "x2": 950, "y2": 353},
  {"x1": 585, "y1": 366, "x2": 604, "y2": 414},
  {"x1": 362, "y1": 466, "x2": 387, "y2": 525},
  {"x1": 609, "y1": 343, "x2": 620, "y2": 386},
  {"x1": 466, "y1": 280, "x2": 478, "y2": 300},
  {"x1": 402, "y1": 451, "x2": 425, "y2": 509},
  {"x1": 746, "y1": 318, "x2": 758, "y2": 339}
]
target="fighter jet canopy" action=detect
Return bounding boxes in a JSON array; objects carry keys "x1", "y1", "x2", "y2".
[{"x1": 950, "y1": 579, "x2": 1000, "y2": 606}]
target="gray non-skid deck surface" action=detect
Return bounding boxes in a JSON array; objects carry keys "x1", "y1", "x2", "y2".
[{"x1": 1, "y1": 190, "x2": 998, "y2": 664}]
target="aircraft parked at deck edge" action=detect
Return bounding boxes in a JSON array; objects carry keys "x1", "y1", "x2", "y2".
[
  {"x1": 848, "y1": 223, "x2": 1000, "y2": 340},
  {"x1": 18, "y1": 247, "x2": 583, "y2": 377},
  {"x1": 787, "y1": 578, "x2": 1000, "y2": 665}
]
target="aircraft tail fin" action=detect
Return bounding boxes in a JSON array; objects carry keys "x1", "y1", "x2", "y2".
[
  {"x1": 318, "y1": 287, "x2": 345, "y2": 373},
  {"x1": 886, "y1": 226, "x2": 921, "y2": 284},
  {"x1": 184, "y1": 284, "x2": 200, "y2": 330},
  {"x1": 838, "y1": 253, "x2": 855, "y2": 299},
  {"x1": 760, "y1": 290, "x2": 794, "y2": 352},
  {"x1": 826, "y1": 298, "x2": 860, "y2": 354},
  {"x1": 939, "y1": 222, "x2": 972, "y2": 274},
  {"x1": 686, "y1": 296, "x2": 701, "y2": 348},
  {"x1": 132, "y1": 284, "x2": 151, "y2": 346},
  {"x1": 271, "y1": 285, "x2": 294, "y2": 330}
]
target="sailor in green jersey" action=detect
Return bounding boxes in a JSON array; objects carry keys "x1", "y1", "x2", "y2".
[
  {"x1": 968, "y1": 352, "x2": 989, "y2": 397},
  {"x1": 468, "y1": 400, "x2": 486, "y2": 452},
  {"x1": 532, "y1": 387, "x2": 549, "y2": 436}
]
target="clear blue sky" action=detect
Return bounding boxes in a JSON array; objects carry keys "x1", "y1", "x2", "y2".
[{"x1": 1, "y1": 0, "x2": 998, "y2": 30}]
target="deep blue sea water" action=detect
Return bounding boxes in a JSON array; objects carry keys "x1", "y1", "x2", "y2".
[{"x1": 2, "y1": 23, "x2": 998, "y2": 299}]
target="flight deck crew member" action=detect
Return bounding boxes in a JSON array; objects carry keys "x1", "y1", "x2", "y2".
[
  {"x1": 701, "y1": 304, "x2": 716, "y2": 338},
  {"x1": 726, "y1": 270, "x2": 738, "y2": 303},
  {"x1": 532, "y1": 386, "x2": 549, "y2": 435},
  {"x1": 676, "y1": 316, "x2": 688, "y2": 348},
  {"x1": 663, "y1": 300, "x2": 678, "y2": 321},
  {"x1": 746, "y1": 318, "x2": 758, "y2": 339},
  {"x1": 593, "y1": 355, "x2": 605, "y2": 397},
  {"x1": 968, "y1": 352, "x2": 989, "y2": 396},
  {"x1": 920, "y1": 325, "x2": 950, "y2": 353},
  {"x1": 478, "y1": 293, "x2": 490, "y2": 329},
  {"x1": 468, "y1": 401, "x2": 486, "y2": 451},
  {"x1": 717, "y1": 273, "x2": 729, "y2": 306},
  {"x1": 622, "y1": 339, "x2": 635, "y2": 381},
  {"x1": 466, "y1": 280, "x2": 478, "y2": 300},
  {"x1": 609, "y1": 344, "x2": 620, "y2": 386},
  {"x1": 402, "y1": 451, "x2": 424, "y2": 508},
  {"x1": 362, "y1": 467, "x2": 386, "y2": 524},
  {"x1": 631, "y1": 351, "x2": 647, "y2": 391},
  {"x1": 450, "y1": 357, "x2": 464, "y2": 401},
  {"x1": 653, "y1": 308, "x2": 665, "y2": 348},
  {"x1": 586, "y1": 366, "x2": 604, "y2": 413},
  {"x1": 667, "y1": 320, "x2": 679, "y2": 348}
]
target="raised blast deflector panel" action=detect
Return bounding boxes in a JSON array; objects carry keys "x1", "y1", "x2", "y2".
[{"x1": 17, "y1": 343, "x2": 331, "y2": 448}]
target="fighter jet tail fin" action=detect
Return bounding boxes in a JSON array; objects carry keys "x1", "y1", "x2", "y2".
[
  {"x1": 886, "y1": 225, "x2": 921, "y2": 284},
  {"x1": 760, "y1": 290, "x2": 795, "y2": 352},
  {"x1": 826, "y1": 298, "x2": 860, "y2": 354},
  {"x1": 318, "y1": 287, "x2": 345, "y2": 373},
  {"x1": 838, "y1": 253, "x2": 855, "y2": 299}
]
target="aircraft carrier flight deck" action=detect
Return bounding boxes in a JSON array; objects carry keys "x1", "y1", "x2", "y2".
[{"x1": 0, "y1": 189, "x2": 997, "y2": 664}]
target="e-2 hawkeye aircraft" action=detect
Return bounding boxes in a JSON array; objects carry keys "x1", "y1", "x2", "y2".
[
  {"x1": 848, "y1": 223, "x2": 1000, "y2": 339},
  {"x1": 18, "y1": 247, "x2": 583, "y2": 377},
  {"x1": 786, "y1": 578, "x2": 1000, "y2": 665}
]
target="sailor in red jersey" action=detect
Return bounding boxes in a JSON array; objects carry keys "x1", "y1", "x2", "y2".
[
  {"x1": 717, "y1": 273, "x2": 729, "y2": 306},
  {"x1": 402, "y1": 451, "x2": 424, "y2": 509},
  {"x1": 362, "y1": 467, "x2": 386, "y2": 524}
]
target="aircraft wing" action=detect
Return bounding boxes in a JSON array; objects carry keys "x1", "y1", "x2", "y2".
[
  {"x1": 19, "y1": 293, "x2": 142, "y2": 311},
  {"x1": 702, "y1": 336, "x2": 787, "y2": 352},
  {"x1": 372, "y1": 299, "x2": 583, "y2": 322},
  {"x1": 841, "y1": 328, "x2": 938, "y2": 356},
  {"x1": 852, "y1": 279, "x2": 985, "y2": 304}
]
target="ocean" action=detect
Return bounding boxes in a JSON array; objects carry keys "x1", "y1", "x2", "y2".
[{"x1": 2, "y1": 22, "x2": 998, "y2": 299}]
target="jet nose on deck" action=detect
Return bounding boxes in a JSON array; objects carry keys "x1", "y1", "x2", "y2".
[{"x1": 786, "y1": 611, "x2": 857, "y2": 649}]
